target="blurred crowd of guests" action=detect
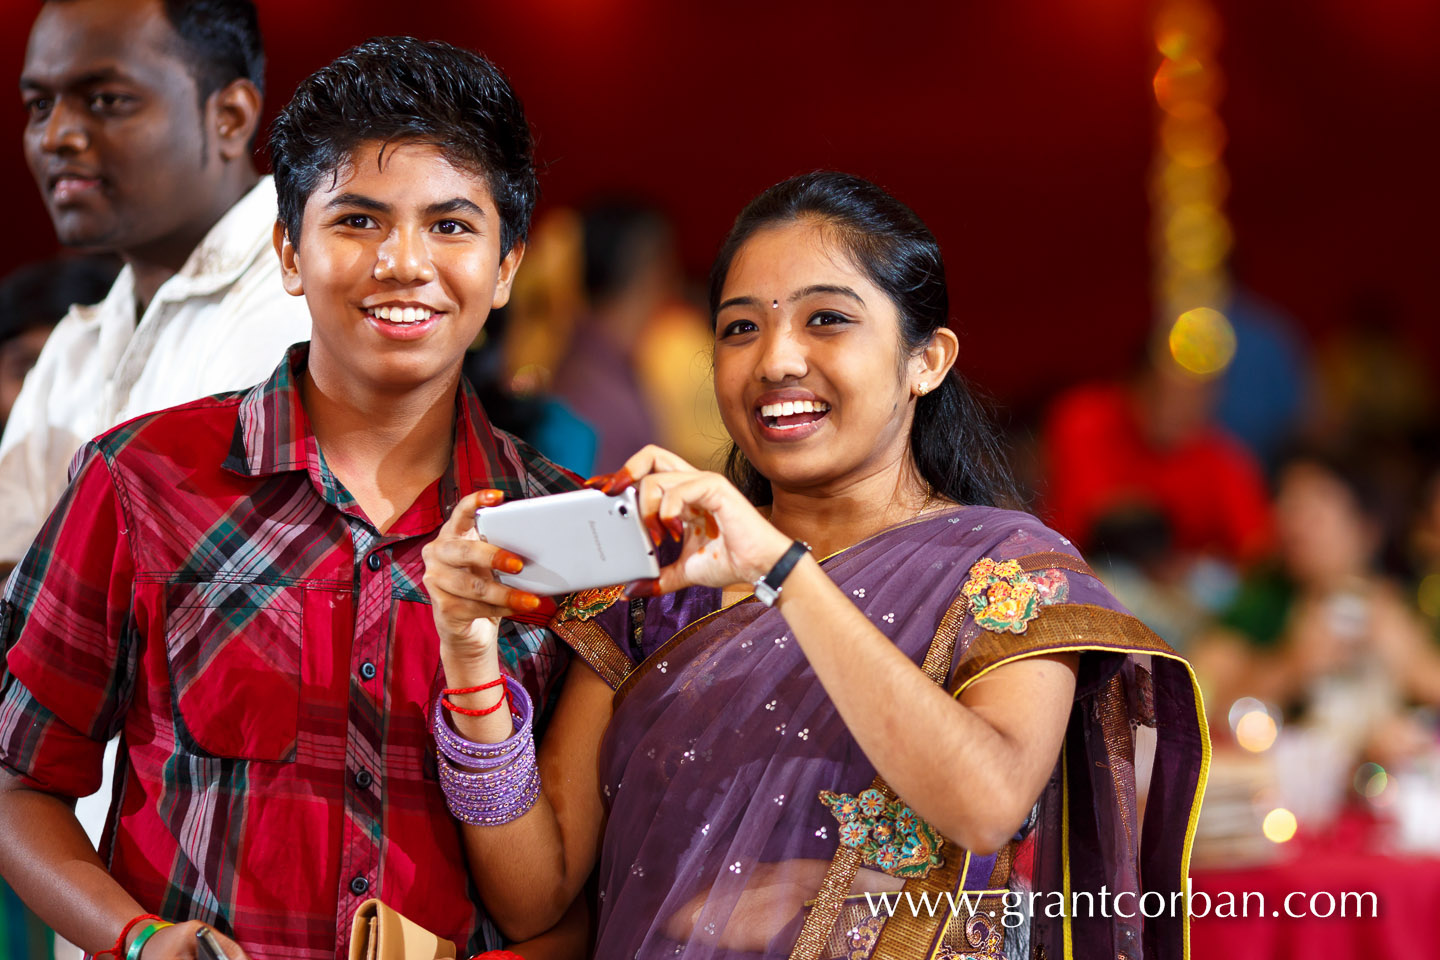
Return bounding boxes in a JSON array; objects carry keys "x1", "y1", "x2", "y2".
[{"x1": 1028, "y1": 298, "x2": 1440, "y2": 853}]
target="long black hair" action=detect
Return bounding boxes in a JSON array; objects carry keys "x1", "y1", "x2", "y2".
[{"x1": 708, "y1": 171, "x2": 1020, "y2": 508}]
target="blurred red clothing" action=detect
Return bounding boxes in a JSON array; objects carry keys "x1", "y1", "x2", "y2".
[{"x1": 1043, "y1": 382, "x2": 1273, "y2": 564}]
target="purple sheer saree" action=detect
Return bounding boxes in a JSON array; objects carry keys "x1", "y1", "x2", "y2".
[{"x1": 554, "y1": 507, "x2": 1208, "y2": 959}]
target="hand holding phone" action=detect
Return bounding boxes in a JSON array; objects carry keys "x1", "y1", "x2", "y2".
[
  {"x1": 475, "y1": 486, "x2": 659, "y2": 596},
  {"x1": 196, "y1": 927, "x2": 233, "y2": 960}
]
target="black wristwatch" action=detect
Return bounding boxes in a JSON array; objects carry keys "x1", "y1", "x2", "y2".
[{"x1": 753, "y1": 540, "x2": 812, "y2": 607}]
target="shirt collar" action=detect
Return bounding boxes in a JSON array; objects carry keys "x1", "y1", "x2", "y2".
[
  {"x1": 160, "y1": 176, "x2": 280, "y2": 299},
  {"x1": 224, "y1": 343, "x2": 533, "y2": 535}
]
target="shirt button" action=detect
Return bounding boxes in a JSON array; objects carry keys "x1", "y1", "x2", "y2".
[
  {"x1": 359, "y1": 660, "x2": 377, "y2": 681},
  {"x1": 350, "y1": 876, "x2": 369, "y2": 896},
  {"x1": 355, "y1": 768, "x2": 373, "y2": 789},
  {"x1": 366, "y1": 553, "x2": 383, "y2": 572}
]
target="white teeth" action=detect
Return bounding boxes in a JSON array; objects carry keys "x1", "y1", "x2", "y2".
[
  {"x1": 368, "y1": 306, "x2": 434, "y2": 324},
  {"x1": 759, "y1": 400, "x2": 830, "y2": 419}
]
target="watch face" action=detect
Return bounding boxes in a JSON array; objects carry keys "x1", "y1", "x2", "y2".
[{"x1": 754, "y1": 579, "x2": 781, "y2": 607}]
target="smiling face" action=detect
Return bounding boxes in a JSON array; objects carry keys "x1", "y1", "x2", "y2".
[
  {"x1": 20, "y1": 0, "x2": 222, "y2": 255},
  {"x1": 276, "y1": 139, "x2": 522, "y2": 399},
  {"x1": 713, "y1": 218, "x2": 931, "y2": 496}
]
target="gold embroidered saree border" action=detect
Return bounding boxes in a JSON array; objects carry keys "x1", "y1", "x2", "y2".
[
  {"x1": 947, "y1": 603, "x2": 1179, "y2": 695},
  {"x1": 1015, "y1": 550, "x2": 1097, "y2": 579},
  {"x1": 941, "y1": 605, "x2": 1210, "y2": 960},
  {"x1": 550, "y1": 616, "x2": 632, "y2": 690}
]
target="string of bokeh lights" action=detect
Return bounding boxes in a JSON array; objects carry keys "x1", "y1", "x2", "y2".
[{"x1": 1152, "y1": 0, "x2": 1237, "y2": 379}]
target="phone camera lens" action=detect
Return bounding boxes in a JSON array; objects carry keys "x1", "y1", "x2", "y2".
[{"x1": 618, "y1": 504, "x2": 629, "y2": 516}]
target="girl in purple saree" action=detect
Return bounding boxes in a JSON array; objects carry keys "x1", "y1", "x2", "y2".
[{"x1": 423, "y1": 173, "x2": 1209, "y2": 960}]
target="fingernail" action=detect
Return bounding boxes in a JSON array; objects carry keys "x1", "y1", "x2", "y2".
[
  {"x1": 663, "y1": 516, "x2": 685, "y2": 542},
  {"x1": 600, "y1": 468, "x2": 634, "y2": 495},
  {"x1": 582, "y1": 473, "x2": 609, "y2": 489},
  {"x1": 510, "y1": 590, "x2": 542, "y2": 611},
  {"x1": 478, "y1": 488, "x2": 505, "y2": 506},
  {"x1": 495, "y1": 550, "x2": 524, "y2": 574},
  {"x1": 644, "y1": 515, "x2": 664, "y2": 547},
  {"x1": 621, "y1": 578, "x2": 660, "y2": 599},
  {"x1": 703, "y1": 512, "x2": 719, "y2": 539}
]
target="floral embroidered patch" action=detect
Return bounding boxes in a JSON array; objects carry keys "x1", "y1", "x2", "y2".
[
  {"x1": 818, "y1": 787, "x2": 945, "y2": 879},
  {"x1": 555, "y1": 584, "x2": 625, "y2": 621},
  {"x1": 961, "y1": 558, "x2": 1068, "y2": 634}
]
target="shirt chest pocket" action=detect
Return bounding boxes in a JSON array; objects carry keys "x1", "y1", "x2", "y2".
[{"x1": 164, "y1": 580, "x2": 304, "y2": 762}]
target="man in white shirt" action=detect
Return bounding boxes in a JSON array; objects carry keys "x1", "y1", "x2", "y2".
[{"x1": 1, "y1": 0, "x2": 310, "y2": 573}]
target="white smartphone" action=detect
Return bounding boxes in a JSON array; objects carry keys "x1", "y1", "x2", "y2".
[{"x1": 475, "y1": 486, "x2": 659, "y2": 596}]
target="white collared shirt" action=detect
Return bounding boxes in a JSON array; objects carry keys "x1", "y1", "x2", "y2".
[{"x1": 0, "y1": 175, "x2": 312, "y2": 564}]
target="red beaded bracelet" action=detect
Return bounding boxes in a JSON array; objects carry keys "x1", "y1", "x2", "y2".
[{"x1": 97, "y1": 913, "x2": 164, "y2": 960}]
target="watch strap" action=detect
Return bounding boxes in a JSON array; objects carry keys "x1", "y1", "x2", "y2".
[{"x1": 753, "y1": 540, "x2": 811, "y2": 607}]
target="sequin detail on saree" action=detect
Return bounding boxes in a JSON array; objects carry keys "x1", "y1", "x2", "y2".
[
  {"x1": 556, "y1": 585, "x2": 626, "y2": 621},
  {"x1": 961, "y1": 558, "x2": 1068, "y2": 634},
  {"x1": 818, "y1": 787, "x2": 945, "y2": 879}
]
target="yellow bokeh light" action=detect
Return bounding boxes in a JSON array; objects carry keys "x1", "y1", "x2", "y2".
[
  {"x1": 1154, "y1": 56, "x2": 1223, "y2": 113},
  {"x1": 1155, "y1": 160, "x2": 1230, "y2": 208},
  {"x1": 1419, "y1": 574, "x2": 1440, "y2": 619},
  {"x1": 1164, "y1": 203, "x2": 1234, "y2": 270},
  {"x1": 1159, "y1": 273, "x2": 1229, "y2": 322},
  {"x1": 1155, "y1": 1, "x2": 1219, "y2": 59},
  {"x1": 1262, "y1": 808, "x2": 1298, "y2": 843},
  {"x1": 1235, "y1": 711, "x2": 1278, "y2": 752},
  {"x1": 1161, "y1": 109, "x2": 1227, "y2": 167},
  {"x1": 1169, "y1": 307, "x2": 1237, "y2": 377}
]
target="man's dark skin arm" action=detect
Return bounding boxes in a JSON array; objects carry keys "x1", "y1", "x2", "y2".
[{"x1": 0, "y1": 766, "x2": 249, "y2": 958}]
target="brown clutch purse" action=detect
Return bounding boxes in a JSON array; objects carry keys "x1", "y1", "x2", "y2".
[{"x1": 347, "y1": 899, "x2": 457, "y2": 960}]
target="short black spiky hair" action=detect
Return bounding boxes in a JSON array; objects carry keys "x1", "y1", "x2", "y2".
[{"x1": 268, "y1": 37, "x2": 538, "y2": 255}]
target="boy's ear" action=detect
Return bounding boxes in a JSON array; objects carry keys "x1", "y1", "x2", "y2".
[
  {"x1": 490, "y1": 239, "x2": 526, "y2": 310},
  {"x1": 273, "y1": 221, "x2": 305, "y2": 297}
]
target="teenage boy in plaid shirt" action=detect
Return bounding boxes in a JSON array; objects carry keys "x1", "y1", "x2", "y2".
[{"x1": 0, "y1": 38, "x2": 583, "y2": 960}]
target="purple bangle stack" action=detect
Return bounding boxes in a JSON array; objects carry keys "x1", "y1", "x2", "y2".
[{"x1": 433, "y1": 675, "x2": 540, "y2": 825}]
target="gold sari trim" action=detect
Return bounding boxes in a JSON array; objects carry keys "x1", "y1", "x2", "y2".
[
  {"x1": 947, "y1": 603, "x2": 1179, "y2": 695},
  {"x1": 550, "y1": 616, "x2": 631, "y2": 690},
  {"x1": 788, "y1": 592, "x2": 970, "y2": 960},
  {"x1": 1015, "y1": 550, "x2": 1097, "y2": 579}
]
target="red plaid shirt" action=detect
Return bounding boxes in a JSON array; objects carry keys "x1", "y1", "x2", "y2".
[{"x1": 0, "y1": 345, "x2": 579, "y2": 958}]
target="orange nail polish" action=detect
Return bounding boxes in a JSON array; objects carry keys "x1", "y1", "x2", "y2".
[
  {"x1": 644, "y1": 516, "x2": 664, "y2": 547},
  {"x1": 703, "y1": 512, "x2": 719, "y2": 539},
  {"x1": 478, "y1": 488, "x2": 505, "y2": 506},
  {"x1": 495, "y1": 550, "x2": 524, "y2": 574},
  {"x1": 603, "y1": 468, "x2": 634, "y2": 495},
  {"x1": 582, "y1": 473, "x2": 609, "y2": 489},
  {"x1": 511, "y1": 591, "x2": 542, "y2": 611},
  {"x1": 664, "y1": 516, "x2": 685, "y2": 542}
]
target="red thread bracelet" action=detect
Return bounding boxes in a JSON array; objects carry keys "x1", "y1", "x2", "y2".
[
  {"x1": 442, "y1": 687, "x2": 511, "y2": 717},
  {"x1": 441, "y1": 678, "x2": 505, "y2": 697},
  {"x1": 98, "y1": 913, "x2": 164, "y2": 960}
]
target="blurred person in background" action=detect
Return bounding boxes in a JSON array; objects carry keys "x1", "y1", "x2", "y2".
[
  {"x1": 1041, "y1": 343, "x2": 1273, "y2": 648},
  {"x1": 555, "y1": 199, "x2": 725, "y2": 472},
  {"x1": 0, "y1": 0, "x2": 310, "y2": 577},
  {"x1": 0, "y1": 256, "x2": 118, "y2": 430},
  {"x1": 1192, "y1": 447, "x2": 1440, "y2": 766},
  {"x1": 1043, "y1": 343, "x2": 1273, "y2": 567}
]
